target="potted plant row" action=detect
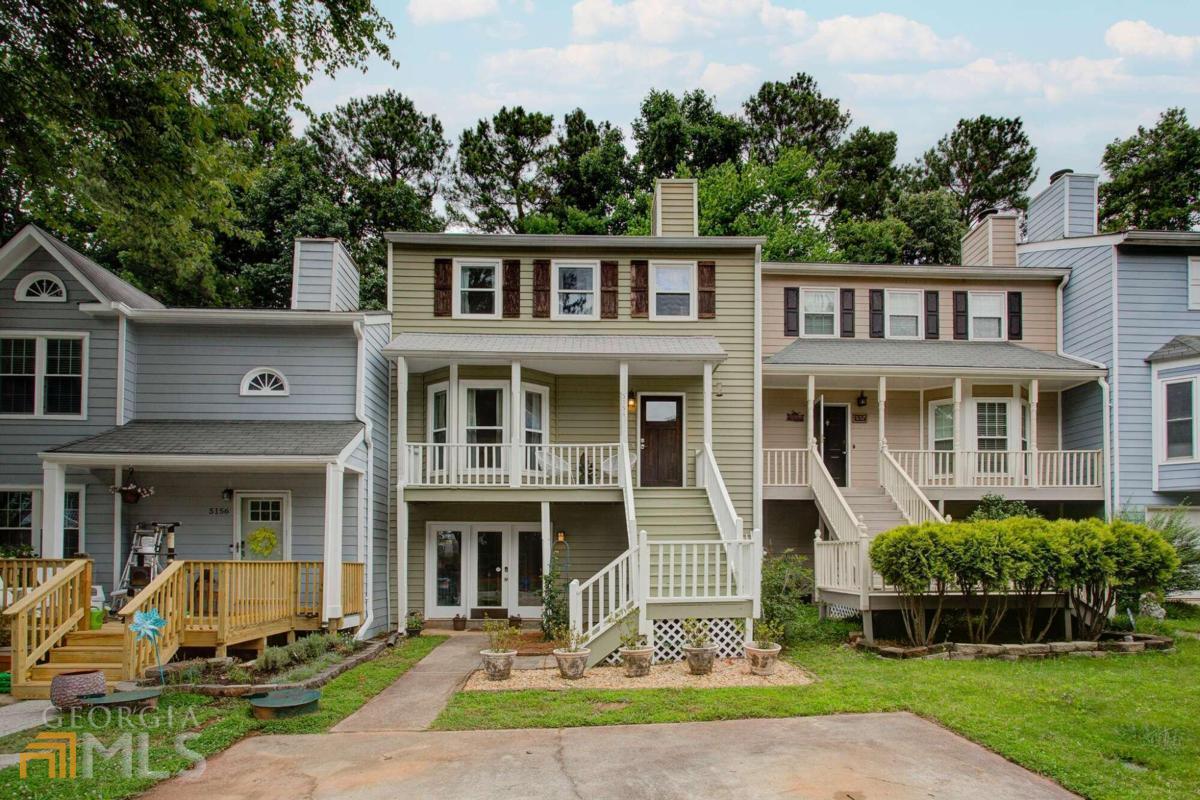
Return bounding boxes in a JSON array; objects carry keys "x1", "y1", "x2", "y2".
[
  {"x1": 551, "y1": 625, "x2": 590, "y2": 679},
  {"x1": 745, "y1": 619, "x2": 784, "y2": 676},
  {"x1": 479, "y1": 619, "x2": 520, "y2": 680},
  {"x1": 617, "y1": 617, "x2": 652, "y2": 677},
  {"x1": 681, "y1": 618, "x2": 717, "y2": 675}
]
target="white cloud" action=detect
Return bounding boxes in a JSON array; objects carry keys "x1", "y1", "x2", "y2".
[
  {"x1": 758, "y1": 1, "x2": 807, "y2": 35},
  {"x1": 782, "y1": 12, "x2": 971, "y2": 64},
  {"x1": 407, "y1": 0, "x2": 499, "y2": 25},
  {"x1": 571, "y1": 0, "x2": 773, "y2": 44},
  {"x1": 848, "y1": 56, "x2": 1129, "y2": 103},
  {"x1": 1105, "y1": 19, "x2": 1200, "y2": 61},
  {"x1": 484, "y1": 42, "x2": 703, "y2": 88},
  {"x1": 697, "y1": 61, "x2": 760, "y2": 94}
]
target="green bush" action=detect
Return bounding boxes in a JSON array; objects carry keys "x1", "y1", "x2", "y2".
[
  {"x1": 540, "y1": 549, "x2": 568, "y2": 639},
  {"x1": 966, "y1": 493, "x2": 1041, "y2": 521},
  {"x1": 780, "y1": 604, "x2": 858, "y2": 645},
  {"x1": 1126, "y1": 505, "x2": 1200, "y2": 595},
  {"x1": 257, "y1": 645, "x2": 291, "y2": 673},
  {"x1": 870, "y1": 522, "x2": 954, "y2": 645},
  {"x1": 1008, "y1": 518, "x2": 1073, "y2": 642},
  {"x1": 761, "y1": 549, "x2": 814, "y2": 623},
  {"x1": 290, "y1": 633, "x2": 333, "y2": 663}
]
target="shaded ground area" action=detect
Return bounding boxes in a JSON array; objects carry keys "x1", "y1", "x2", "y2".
[{"x1": 142, "y1": 713, "x2": 1076, "y2": 800}]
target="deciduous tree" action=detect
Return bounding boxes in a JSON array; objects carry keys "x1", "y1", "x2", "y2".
[{"x1": 1100, "y1": 107, "x2": 1200, "y2": 231}]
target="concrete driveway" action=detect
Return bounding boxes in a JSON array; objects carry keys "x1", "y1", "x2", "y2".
[{"x1": 145, "y1": 712, "x2": 1076, "y2": 799}]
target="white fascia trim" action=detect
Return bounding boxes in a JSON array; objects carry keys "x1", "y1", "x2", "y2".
[
  {"x1": 1110, "y1": 244, "x2": 1121, "y2": 512},
  {"x1": 0, "y1": 227, "x2": 109, "y2": 302},
  {"x1": 40, "y1": 453, "x2": 340, "y2": 468},
  {"x1": 763, "y1": 363, "x2": 1105, "y2": 380},
  {"x1": 78, "y1": 302, "x2": 386, "y2": 325},
  {"x1": 761, "y1": 263, "x2": 1070, "y2": 280},
  {"x1": 336, "y1": 428, "x2": 368, "y2": 467},
  {"x1": 1017, "y1": 234, "x2": 1127, "y2": 253}
]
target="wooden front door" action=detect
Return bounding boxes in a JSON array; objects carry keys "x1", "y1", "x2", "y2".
[{"x1": 639, "y1": 395, "x2": 684, "y2": 487}]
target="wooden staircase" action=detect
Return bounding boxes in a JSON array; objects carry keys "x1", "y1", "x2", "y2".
[{"x1": 24, "y1": 623, "x2": 125, "y2": 695}]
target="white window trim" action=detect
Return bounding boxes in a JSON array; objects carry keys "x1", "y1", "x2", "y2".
[
  {"x1": 927, "y1": 399, "x2": 955, "y2": 450},
  {"x1": 1157, "y1": 374, "x2": 1200, "y2": 465},
  {"x1": 15, "y1": 271, "x2": 67, "y2": 303},
  {"x1": 232, "y1": 490, "x2": 292, "y2": 560},
  {"x1": 0, "y1": 330, "x2": 89, "y2": 420},
  {"x1": 966, "y1": 398, "x2": 1020, "y2": 452},
  {"x1": 426, "y1": 381, "x2": 449, "y2": 442},
  {"x1": 968, "y1": 291, "x2": 1007, "y2": 342},
  {"x1": 522, "y1": 384, "x2": 550, "y2": 444},
  {"x1": 1189, "y1": 256, "x2": 1200, "y2": 311},
  {"x1": 798, "y1": 287, "x2": 839, "y2": 338},
  {"x1": 458, "y1": 379, "x2": 510, "y2": 444},
  {"x1": 884, "y1": 289, "x2": 923, "y2": 340},
  {"x1": 239, "y1": 367, "x2": 290, "y2": 397},
  {"x1": 0, "y1": 484, "x2": 85, "y2": 554},
  {"x1": 550, "y1": 260, "x2": 600, "y2": 321},
  {"x1": 451, "y1": 258, "x2": 502, "y2": 320},
  {"x1": 648, "y1": 260, "x2": 698, "y2": 322}
]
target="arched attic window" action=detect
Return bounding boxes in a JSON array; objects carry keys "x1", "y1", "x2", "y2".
[
  {"x1": 240, "y1": 368, "x2": 290, "y2": 397},
  {"x1": 15, "y1": 272, "x2": 66, "y2": 302}
]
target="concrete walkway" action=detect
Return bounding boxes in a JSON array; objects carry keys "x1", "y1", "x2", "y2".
[
  {"x1": 0, "y1": 699, "x2": 55, "y2": 737},
  {"x1": 331, "y1": 632, "x2": 485, "y2": 732},
  {"x1": 145, "y1": 712, "x2": 1077, "y2": 799}
]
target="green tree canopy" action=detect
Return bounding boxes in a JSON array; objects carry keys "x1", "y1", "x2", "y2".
[
  {"x1": 1100, "y1": 107, "x2": 1200, "y2": 231},
  {"x1": 743, "y1": 72, "x2": 850, "y2": 165},
  {"x1": 632, "y1": 89, "x2": 746, "y2": 186},
  {"x1": 450, "y1": 106, "x2": 555, "y2": 232},
  {"x1": 543, "y1": 108, "x2": 635, "y2": 234},
  {"x1": 826, "y1": 127, "x2": 898, "y2": 221}
]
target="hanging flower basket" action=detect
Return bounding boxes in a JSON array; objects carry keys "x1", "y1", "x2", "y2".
[{"x1": 110, "y1": 471, "x2": 154, "y2": 504}]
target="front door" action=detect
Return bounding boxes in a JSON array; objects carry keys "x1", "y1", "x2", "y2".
[
  {"x1": 236, "y1": 493, "x2": 288, "y2": 560},
  {"x1": 819, "y1": 404, "x2": 849, "y2": 487},
  {"x1": 640, "y1": 395, "x2": 684, "y2": 487},
  {"x1": 471, "y1": 527, "x2": 507, "y2": 615}
]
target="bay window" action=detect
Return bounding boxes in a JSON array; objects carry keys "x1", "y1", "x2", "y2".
[{"x1": 0, "y1": 334, "x2": 86, "y2": 417}]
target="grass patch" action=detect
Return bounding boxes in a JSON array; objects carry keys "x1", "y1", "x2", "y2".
[
  {"x1": 0, "y1": 635, "x2": 445, "y2": 798},
  {"x1": 433, "y1": 636, "x2": 1200, "y2": 800}
]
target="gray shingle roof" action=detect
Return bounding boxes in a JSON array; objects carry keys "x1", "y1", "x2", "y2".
[
  {"x1": 1147, "y1": 335, "x2": 1200, "y2": 363},
  {"x1": 386, "y1": 331, "x2": 726, "y2": 360},
  {"x1": 48, "y1": 420, "x2": 363, "y2": 457},
  {"x1": 33, "y1": 225, "x2": 164, "y2": 309},
  {"x1": 765, "y1": 338, "x2": 1102, "y2": 372}
]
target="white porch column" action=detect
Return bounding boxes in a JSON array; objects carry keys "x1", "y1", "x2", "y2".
[
  {"x1": 806, "y1": 374, "x2": 816, "y2": 449},
  {"x1": 952, "y1": 377, "x2": 963, "y2": 486},
  {"x1": 703, "y1": 362, "x2": 714, "y2": 450},
  {"x1": 540, "y1": 501, "x2": 552, "y2": 579},
  {"x1": 112, "y1": 465, "x2": 124, "y2": 594},
  {"x1": 1029, "y1": 379, "x2": 1040, "y2": 487},
  {"x1": 396, "y1": 357, "x2": 408, "y2": 485},
  {"x1": 448, "y1": 363, "x2": 459, "y2": 482},
  {"x1": 877, "y1": 375, "x2": 888, "y2": 451},
  {"x1": 618, "y1": 361, "x2": 629, "y2": 453},
  {"x1": 41, "y1": 462, "x2": 66, "y2": 558},
  {"x1": 322, "y1": 462, "x2": 345, "y2": 623},
  {"x1": 510, "y1": 360, "x2": 522, "y2": 488},
  {"x1": 396, "y1": 498, "x2": 408, "y2": 629}
]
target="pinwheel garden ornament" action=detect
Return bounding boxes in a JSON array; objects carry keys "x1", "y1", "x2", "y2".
[{"x1": 131, "y1": 609, "x2": 168, "y2": 684}]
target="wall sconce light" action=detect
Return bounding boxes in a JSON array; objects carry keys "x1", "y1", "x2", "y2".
[
  {"x1": 221, "y1": 488, "x2": 234, "y2": 501},
  {"x1": 556, "y1": 530, "x2": 566, "y2": 543},
  {"x1": 856, "y1": 391, "x2": 868, "y2": 407},
  {"x1": 626, "y1": 393, "x2": 636, "y2": 413},
  {"x1": 714, "y1": 381, "x2": 724, "y2": 398}
]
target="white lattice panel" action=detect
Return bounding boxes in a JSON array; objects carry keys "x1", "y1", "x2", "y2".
[
  {"x1": 652, "y1": 618, "x2": 744, "y2": 663},
  {"x1": 825, "y1": 603, "x2": 859, "y2": 620}
]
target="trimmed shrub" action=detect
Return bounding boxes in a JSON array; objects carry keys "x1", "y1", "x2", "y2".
[
  {"x1": 967, "y1": 493, "x2": 1041, "y2": 521},
  {"x1": 256, "y1": 645, "x2": 291, "y2": 673},
  {"x1": 945, "y1": 520, "x2": 1015, "y2": 643},
  {"x1": 1008, "y1": 518, "x2": 1073, "y2": 642},
  {"x1": 870, "y1": 523, "x2": 953, "y2": 645}
]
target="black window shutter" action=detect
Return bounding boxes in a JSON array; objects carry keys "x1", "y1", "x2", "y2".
[
  {"x1": 784, "y1": 287, "x2": 799, "y2": 336},
  {"x1": 869, "y1": 289, "x2": 884, "y2": 338},
  {"x1": 924, "y1": 290, "x2": 939, "y2": 339},
  {"x1": 840, "y1": 288, "x2": 855, "y2": 337},
  {"x1": 1007, "y1": 292, "x2": 1023, "y2": 340},
  {"x1": 953, "y1": 291, "x2": 969, "y2": 340}
]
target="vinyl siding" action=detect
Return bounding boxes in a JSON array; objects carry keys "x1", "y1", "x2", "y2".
[
  {"x1": 762, "y1": 273, "x2": 1060, "y2": 356},
  {"x1": 362, "y1": 320, "x2": 392, "y2": 633},
  {"x1": 132, "y1": 324, "x2": 358, "y2": 420},
  {"x1": 1062, "y1": 382, "x2": 1103, "y2": 451},
  {"x1": 1026, "y1": 178, "x2": 1067, "y2": 243},
  {"x1": 960, "y1": 224, "x2": 989, "y2": 267},
  {"x1": 961, "y1": 217, "x2": 1018, "y2": 267},
  {"x1": 655, "y1": 181, "x2": 697, "y2": 236},
  {"x1": 1020, "y1": 244, "x2": 1113, "y2": 365},
  {"x1": 1067, "y1": 175, "x2": 1098, "y2": 237},
  {"x1": 292, "y1": 240, "x2": 334, "y2": 311},
  {"x1": 122, "y1": 320, "x2": 137, "y2": 423},
  {"x1": 332, "y1": 241, "x2": 361, "y2": 312}
]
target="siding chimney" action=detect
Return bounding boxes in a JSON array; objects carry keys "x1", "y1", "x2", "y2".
[
  {"x1": 960, "y1": 210, "x2": 1019, "y2": 267},
  {"x1": 651, "y1": 178, "x2": 699, "y2": 236},
  {"x1": 290, "y1": 238, "x2": 361, "y2": 311},
  {"x1": 1024, "y1": 169, "x2": 1099, "y2": 243}
]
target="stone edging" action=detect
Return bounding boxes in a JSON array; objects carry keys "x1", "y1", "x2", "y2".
[
  {"x1": 140, "y1": 640, "x2": 389, "y2": 697},
  {"x1": 855, "y1": 632, "x2": 1174, "y2": 661}
]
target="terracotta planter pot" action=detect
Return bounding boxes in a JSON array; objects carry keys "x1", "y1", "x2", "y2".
[
  {"x1": 619, "y1": 646, "x2": 653, "y2": 677},
  {"x1": 552, "y1": 648, "x2": 590, "y2": 679},
  {"x1": 452, "y1": 616, "x2": 467, "y2": 631},
  {"x1": 683, "y1": 644, "x2": 717, "y2": 675},
  {"x1": 51, "y1": 669, "x2": 107, "y2": 709},
  {"x1": 480, "y1": 650, "x2": 516, "y2": 681},
  {"x1": 745, "y1": 642, "x2": 782, "y2": 676}
]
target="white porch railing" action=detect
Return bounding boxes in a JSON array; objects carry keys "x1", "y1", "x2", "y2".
[
  {"x1": 814, "y1": 538, "x2": 865, "y2": 594},
  {"x1": 879, "y1": 447, "x2": 944, "y2": 526},
  {"x1": 764, "y1": 448, "x2": 809, "y2": 486},
  {"x1": 644, "y1": 536, "x2": 756, "y2": 601},
  {"x1": 568, "y1": 546, "x2": 639, "y2": 644},
  {"x1": 890, "y1": 449, "x2": 1102, "y2": 489},
  {"x1": 405, "y1": 442, "x2": 622, "y2": 488},
  {"x1": 809, "y1": 445, "x2": 867, "y2": 542},
  {"x1": 618, "y1": 441, "x2": 638, "y2": 549}
]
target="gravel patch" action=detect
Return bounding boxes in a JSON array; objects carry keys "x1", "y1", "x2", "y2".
[{"x1": 463, "y1": 657, "x2": 812, "y2": 691}]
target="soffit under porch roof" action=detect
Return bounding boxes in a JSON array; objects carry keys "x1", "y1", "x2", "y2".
[{"x1": 385, "y1": 331, "x2": 726, "y2": 375}]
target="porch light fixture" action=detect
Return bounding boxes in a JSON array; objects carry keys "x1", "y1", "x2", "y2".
[
  {"x1": 556, "y1": 531, "x2": 566, "y2": 543},
  {"x1": 221, "y1": 488, "x2": 234, "y2": 501},
  {"x1": 626, "y1": 393, "x2": 636, "y2": 413},
  {"x1": 856, "y1": 391, "x2": 868, "y2": 407},
  {"x1": 110, "y1": 469, "x2": 155, "y2": 504}
]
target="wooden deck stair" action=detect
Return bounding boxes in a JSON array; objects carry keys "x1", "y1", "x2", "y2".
[{"x1": 22, "y1": 623, "x2": 125, "y2": 695}]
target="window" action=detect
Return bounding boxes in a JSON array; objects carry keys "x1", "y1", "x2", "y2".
[
  {"x1": 453, "y1": 259, "x2": 501, "y2": 318},
  {"x1": 429, "y1": 386, "x2": 448, "y2": 445},
  {"x1": 801, "y1": 289, "x2": 837, "y2": 336},
  {"x1": 931, "y1": 402, "x2": 954, "y2": 451},
  {"x1": 969, "y1": 292, "x2": 1006, "y2": 341},
  {"x1": 63, "y1": 491, "x2": 81, "y2": 556},
  {"x1": 1165, "y1": 380, "x2": 1195, "y2": 460},
  {"x1": 239, "y1": 368, "x2": 289, "y2": 396},
  {"x1": 976, "y1": 401, "x2": 1009, "y2": 450},
  {"x1": 523, "y1": 386, "x2": 548, "y2": 470},
  {"x1": 649, "y1": 261, "x2": 696, "y2": 320},
  {"x1": 1189, "y1": 257, "x2": 1200, "y2": 310},
  {"x1": 465, "y1": 387, "x2": 504, "y2": 445},
  {"x1": 551, "y1": 261, "x2": 598, "y2": 319},
  {"x1": 0, "y1": 488, "x2": 81, "y2": 553},
  {"x1": 885, "y1": 290, "x2": 922, "y2": 339},
  {"x1": 15, "y1": 272, "x2": 66, "y2": 303},
  {"x1": 0, "y1": 334, "x2": 86, "y2": 417}
]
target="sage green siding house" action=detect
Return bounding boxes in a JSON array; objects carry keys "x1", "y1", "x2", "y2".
[{"x1": 387, "y1": 180, "x2": 764, "y2": 663}]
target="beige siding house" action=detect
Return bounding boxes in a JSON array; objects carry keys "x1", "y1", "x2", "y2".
[{"x1": 386, "y1": 181, "x2": 763, "y2": 663}]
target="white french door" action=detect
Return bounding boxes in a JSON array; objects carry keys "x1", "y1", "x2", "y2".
[{"x1": 425, "y1": 522, "x2": 543, "y2": 618}]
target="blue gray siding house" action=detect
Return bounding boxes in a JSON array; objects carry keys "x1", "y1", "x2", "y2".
[
  {"x1": 1018, "y1": 169, "x2": 1200, "y2": 520},
  {"x1": 0, "y1": 227, "x2": 391, "y2": 636}
]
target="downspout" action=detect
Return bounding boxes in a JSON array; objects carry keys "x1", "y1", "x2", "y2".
[
  {"x1": 352, "y1": 320, "x2": 374, "y2": 639},
  {"x1": 1099, "y1": 377, "x2": 1112, "y2": 521}
]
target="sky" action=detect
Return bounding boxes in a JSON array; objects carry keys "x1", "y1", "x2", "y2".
[{"x1": 301, "y1": 1, "x2": 1200, "y2": 191}]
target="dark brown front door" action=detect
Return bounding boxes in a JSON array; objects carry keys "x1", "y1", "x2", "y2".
[{"x1": 640, "y1": 395, "x2": 683, "y2": 486}]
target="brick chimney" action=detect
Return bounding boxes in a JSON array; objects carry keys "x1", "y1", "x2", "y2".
[{"x1": 960, "y1": 209, "x2": 1019, "y2": 267}]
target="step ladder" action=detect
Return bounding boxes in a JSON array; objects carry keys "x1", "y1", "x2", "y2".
[{"x1": 112, "y1": 521, "x2": 178, "y2": 607}]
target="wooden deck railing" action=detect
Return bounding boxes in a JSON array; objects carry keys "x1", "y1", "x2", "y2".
[
  {"x1": 3, "y1": 559, "x2": 92, "y2": 689},
  {"x1": 0, "y1": 559, "x2": 76, "y2": 614},
  {"x1": 342, "y1": 562, "x2": 365, "y2": 616},
  {"x1": 119, "y1": 561, "x2": 187, "y2": 681}
]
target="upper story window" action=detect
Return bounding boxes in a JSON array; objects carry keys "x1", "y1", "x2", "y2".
[
  {"x1": 240, "y1": 368, "x2": 289, "y2": 396},
  {"x1": 552, "y1": 260, "x2": 598, "y2": 320},
  {"x1": 969, "y1": 292, "x2": 1006, "y2": 341},
  {"x1": 1164, "y1": 378, "x2": 1195, "y2": 460},
  {"x1": 802, "y1": 288, "x2": 838, "y2": 337},
  {"x1": 649, "y1": 261, "x2": 696, "y2": 320},
  {"x1": 885, "y1": 290, "x2": 922, "y2": 339},
  {"x1": 453, "y1": 258, "x2": 501, "y2": 319},
  {"x1": 15, "y1": 272, "x2": 66, "y2": 303},
  {"x1": 0, "y1": 333, "x2": 86, "y2": 418}
]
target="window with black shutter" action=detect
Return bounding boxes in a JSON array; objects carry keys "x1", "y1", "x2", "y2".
[
  {"x1": 869, "y1": 290, "x2": 884, "y2": 338},
  {"x1": 784, "y1": 287, "x2": 799, "y2": 337}
]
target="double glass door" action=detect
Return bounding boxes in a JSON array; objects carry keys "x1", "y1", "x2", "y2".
[{"x1": 427, "y1": 523, "x2": 543, "y2": 618}]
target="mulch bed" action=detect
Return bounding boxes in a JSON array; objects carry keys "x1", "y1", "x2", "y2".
[{"x1": 514, "y1": 632, "x2": 557, "y2": 656}]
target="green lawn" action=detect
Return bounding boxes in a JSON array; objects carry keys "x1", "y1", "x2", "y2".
[
  {"x1": 433, "y1": 637, "x2": 1200, "y2": 800},
  {"x1": 0, "y1": 635, "x2": 445, "y2": 799}
]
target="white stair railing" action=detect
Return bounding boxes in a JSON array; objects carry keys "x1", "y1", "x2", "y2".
[
  {"x1": 568, "y1": 546, "x2": 639, "y2": 645},
  {"x1": 696, "y1": 444, "x2": 744, "y2": 542},
  {"x1": 763, "y1": 448, "x2": 808, "y2": 486},
  {"x1": 879, "y1": 447, "x2": 944, "y2": 526},
  {"x1": 808, "y1": 445, "x2": 867, "y2": 542},
  {"x1": 619, "y1": 441, "x2": 638, "y2": 549}
]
